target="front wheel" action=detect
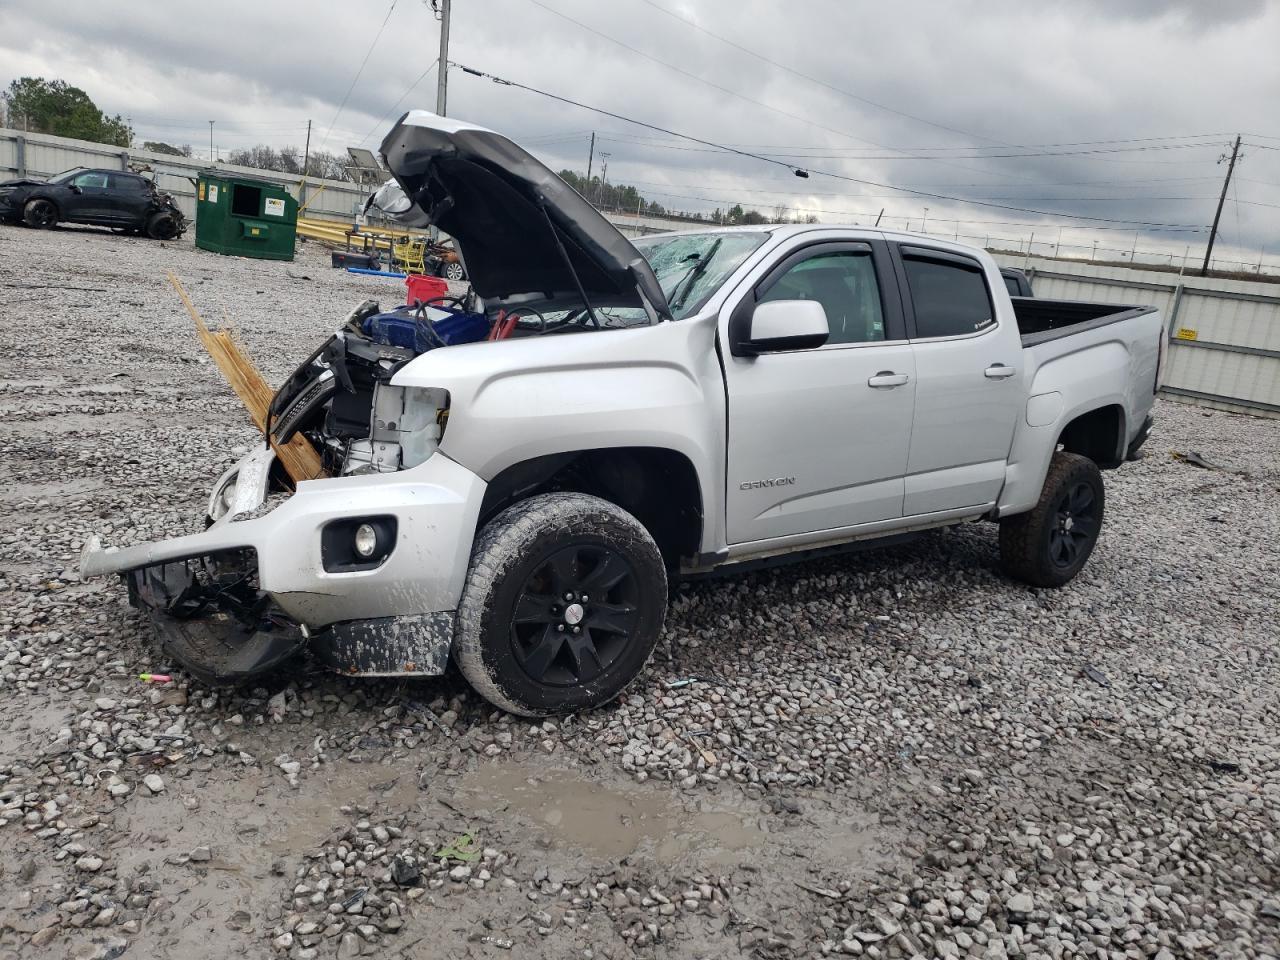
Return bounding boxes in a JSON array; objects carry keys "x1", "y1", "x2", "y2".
[
  {"x1": 454, "y1": 493, "x2": 667, "y2": 716},
  {"x1": 146, "y1": 211, "x2": 182, "y2": 240},
  {"x1": 444, "y1": 261, "x2": 466, "y2": 282},
  {"x1": 23, "y1": 198, "x2": 58, "y2": 229},
  {"x1": 999, "y1": 452, "x2": 1105, "y2": 588}
]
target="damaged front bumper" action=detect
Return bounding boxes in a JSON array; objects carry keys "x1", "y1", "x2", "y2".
[{"x1": 82, "y1": 447, "x2": 486, "y2": 682}]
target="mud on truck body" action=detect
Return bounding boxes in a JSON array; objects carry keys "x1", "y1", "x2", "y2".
[{"x1": 82, "y1": 112, "x2": 1164, "y2": 716}]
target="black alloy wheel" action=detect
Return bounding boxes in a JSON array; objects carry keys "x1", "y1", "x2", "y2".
[
  {"x1": 23, "y1": 199, "x2": 57, "y2": 229},
  {"x1": 453, "y1": 492, "x2": 667, "y2": 716},
  {"x1": 1049, "y1": 480, "x2": 1099, "y2": 569},
  {"x1": 509, "y1": 544, "x2": 638, "y2": 687},
  {"x1": 999, "y1": 451, "x2": 1106, "y2": 588},
  {"x1": 147, "y1": 212, "x2": 181, "y2": 240}
]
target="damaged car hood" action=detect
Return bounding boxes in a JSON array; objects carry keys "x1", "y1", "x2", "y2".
[{"x1": 376, "y1": 111, "x2": 671, "y2": 319}]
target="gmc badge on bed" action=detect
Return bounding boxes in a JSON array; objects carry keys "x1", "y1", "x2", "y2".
[{"x1": 740, "y1": 477, "x2": 796, "y2": 490}]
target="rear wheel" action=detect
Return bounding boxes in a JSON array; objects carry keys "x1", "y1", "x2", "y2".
[
  {"x1": 22, "y1": 198, "x2": 57, "y2": 229},
  {"x1": 999, "y1": 452, "x2": 1105, "y2": 588},
  {"x1": 454, "y1": 493, "x2": 667, "y2": 716},
  {"x1": 146, "y1": 211, "x2": 181, "y2": 240}
]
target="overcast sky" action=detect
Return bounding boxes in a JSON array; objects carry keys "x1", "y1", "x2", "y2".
[{"x1": 3, "y1": 0, "x2": 1279, "y2": 268}]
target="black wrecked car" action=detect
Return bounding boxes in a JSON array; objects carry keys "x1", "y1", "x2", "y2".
[{"x1": 0, "y1": 167, "x2": 186, "y2": 239}]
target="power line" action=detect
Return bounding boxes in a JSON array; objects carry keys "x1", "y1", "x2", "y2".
[
  {"x1": 593, "y1": 133, "x2": 1226, "y2": 161},
  {"x1": 522, "y1": 0, "x2": 1037, "y2": 181},
  {"x1": 632, "y1": 0, "x2": 1008, "y2": 146},
  {"x1": 356, "y1": 58, "x2": 439, "y2": 147},
  {"x1": 452, "y1": 62, "x2": 1206, "y2": 229},
  {"x1": 319, "y1": 0, "x2": 400, "y2": 152},
  {"x1": 616, "y1": 185, "x2": 1206, "y2": 232}
]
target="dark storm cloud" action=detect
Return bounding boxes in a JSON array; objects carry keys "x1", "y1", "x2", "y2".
[{"x1": 2, "y1": 0, "x2": 1277, "y2": 265}]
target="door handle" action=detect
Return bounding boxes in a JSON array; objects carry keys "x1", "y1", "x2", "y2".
[
  {"x1": 984, "y1": 364, "x2": 1016, "y2": 380},
  {"x1": 867, "y1": 371, "x2": 910, "y2": 388}
]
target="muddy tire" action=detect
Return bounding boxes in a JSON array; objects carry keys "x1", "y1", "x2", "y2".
[
  {"x1": 454, "y1": 493, "x2": 667, "y2": 717},
  {"x1": 146, "y1": 211, "x2": 181, "y2": 240},
  {"x1": 999, "y1": 452, "x2": 1105, "y2": 588},
  {"x1": 23, "y1": 198, "x2": 58, "y2": 229}
]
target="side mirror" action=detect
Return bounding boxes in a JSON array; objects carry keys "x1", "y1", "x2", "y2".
[
  {"x1": 729, "y1": 299, "x2": 829, "y2": 357},
  {"x1": 68, "y1": 185, "x2": 83, "y2": 195}
]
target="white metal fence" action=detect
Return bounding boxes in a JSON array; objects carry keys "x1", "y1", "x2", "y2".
[
  {"x1": 0, "y1": 127, "x2": 370, "y2": 224},
  {"x1": 994, "y1": 253, "x2": 1280, "y2": 418}
]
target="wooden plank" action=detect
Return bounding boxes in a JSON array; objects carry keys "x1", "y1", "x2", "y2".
[{"x1": 167, "y1": 272, "x2": 327, "y2": 484}]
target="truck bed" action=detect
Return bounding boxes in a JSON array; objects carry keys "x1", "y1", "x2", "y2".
[{"x1": 1013, "y1": 297, "x2": 1157, "y2": 347}]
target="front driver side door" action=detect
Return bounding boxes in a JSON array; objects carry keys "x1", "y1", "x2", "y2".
[
  {"x1": 722, "y1": 240, "x2": 916, "y2": 545},
  {"x1": 61, "y1": 171, "x2": 112, "y2": 222}
]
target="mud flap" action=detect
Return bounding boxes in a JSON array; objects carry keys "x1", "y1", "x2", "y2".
[{"x1": 308, "y1": 613, "x2": 453, "y2": 676}]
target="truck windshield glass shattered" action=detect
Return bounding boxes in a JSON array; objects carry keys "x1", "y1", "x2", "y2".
[{"x1": 636, "y1": 232, "x2": 769, "y2": 320}]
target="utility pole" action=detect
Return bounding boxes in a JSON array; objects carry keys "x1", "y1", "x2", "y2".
[
  {"x1": 921, "y1": 207, "x2": 928, "y2": 234},
  {"x1": 586, "y1": 132, "x2": 595, "y2": 181},
  {"x1": 1130, "y1": 232, "x2": 1139, "y2": 263},
  {"x1": 302, "y1": 119, "x2": 312, "y2": 176},
  {"x1": 598, "y1": 153, "x2": 610, "y2": 205},
  {"x1": 435, "y1": 0, "x2": 451, "y2": 116},
  {"x1": 208, "y1": 120, "x2": 214, "y2": 162},
  {"x1": 1201, "y1": 134, "x2": 1242, "y2": 276}
]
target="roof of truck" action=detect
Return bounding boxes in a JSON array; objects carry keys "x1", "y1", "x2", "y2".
[{"x1": 639, "y1": 223, "x2": 989, "y2": 258}]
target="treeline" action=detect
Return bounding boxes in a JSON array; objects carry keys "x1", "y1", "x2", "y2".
[
  {"x1": 557, "y1": 169, "x2": 818, "y2": 225},
  {"x1": 2, "y1": 77, "x2": 131, "y2": 146},
  {"x1": 224, "y1": 144, "x2": 355, "y2": 182}
]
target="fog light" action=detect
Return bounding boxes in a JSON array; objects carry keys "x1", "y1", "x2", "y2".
[{"x1": 353, "y1": 523, "x2": 378, "y2": 558}]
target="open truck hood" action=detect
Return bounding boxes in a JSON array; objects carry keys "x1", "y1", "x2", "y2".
[{"x1": 375, "y1": 111, "x2": 670, "y2": 319}]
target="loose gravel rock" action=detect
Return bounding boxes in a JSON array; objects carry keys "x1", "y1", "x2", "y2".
[{"x1": 0, "y1": 223, "x2": 1278, "y2": 959}]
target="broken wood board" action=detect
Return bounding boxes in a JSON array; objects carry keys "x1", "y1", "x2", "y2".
[{"x1": 167, "y1": 272, "x2": 326, "y2": 483}]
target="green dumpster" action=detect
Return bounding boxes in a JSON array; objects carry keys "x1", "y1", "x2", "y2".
[{"x1": 195, "y1": 170, "x2": 298, "y2": 261}]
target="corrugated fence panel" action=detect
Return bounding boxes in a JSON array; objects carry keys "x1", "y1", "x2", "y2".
[
  {"x1": 995, "y1": 254, "x2": 1280, "y2": 417},
  {"x1": 1, "y1": 127, "x2": 372, "y2": 226}
]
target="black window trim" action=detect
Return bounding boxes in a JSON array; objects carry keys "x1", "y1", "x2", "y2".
[
  {"x1": 891, "y1": 242, "x2": 999, "y2": 342},
  {"x1": 729, "y1": 238, "x2": 905, "y2": 354}
]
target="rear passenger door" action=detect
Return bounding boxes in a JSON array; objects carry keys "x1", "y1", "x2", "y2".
[
  {"x1": 106, "y1": 173, "x2": 152, "y2": 225},
  {"x1": 893, "y1": 245, "x2": 1022, "y2": 516},
  {"x1": 722, "y1": 239, "x2": 916, "y2": 544}
]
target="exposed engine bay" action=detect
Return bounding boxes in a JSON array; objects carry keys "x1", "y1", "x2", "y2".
[{"x1": 260, "y1": 294, "x2": 653, "y2": 481}]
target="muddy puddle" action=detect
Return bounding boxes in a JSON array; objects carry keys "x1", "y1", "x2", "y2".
[{"x1": 459, "y1": 762, "x2": 762, "y2": 864}]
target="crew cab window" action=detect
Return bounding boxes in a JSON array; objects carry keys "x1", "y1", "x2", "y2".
[
  {"x1": 902, "y1": 254, "x2": 994, "y2": 338},
  {"x1": 71, "y1": 172, "x2": 109, "y2": 190},
  {"x1": 1002, "y1": 274, "x2": 1022, "y2": 297},
  {"x1": 758, "y1": 251, "x2": 885, "y2": 345}
]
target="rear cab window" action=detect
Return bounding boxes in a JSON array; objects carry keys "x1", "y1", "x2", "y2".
[{"x1": 899, "y1": 246, "x2": 995, "y2": 339}]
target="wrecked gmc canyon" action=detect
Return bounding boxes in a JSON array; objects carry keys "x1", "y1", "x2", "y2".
[{"x1": 81, "y1": 112, "x2": 1164, "y2": 716}]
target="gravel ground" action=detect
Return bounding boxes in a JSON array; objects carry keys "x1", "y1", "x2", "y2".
[{"x1": 1, "y1": 222, "x2": 1278, "y2": 960}]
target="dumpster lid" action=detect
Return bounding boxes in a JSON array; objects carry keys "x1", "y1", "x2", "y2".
[
  {"x1": 197, "y1": 168, "x2": 291, "y2": 191},
  {"x1": 375, "y1": 111, "x2": 670, "y2": 318}
]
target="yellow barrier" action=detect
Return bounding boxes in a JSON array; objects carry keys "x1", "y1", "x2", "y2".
[{"x1": 296, "y1": 216, "x2": 433, "y2": 253}]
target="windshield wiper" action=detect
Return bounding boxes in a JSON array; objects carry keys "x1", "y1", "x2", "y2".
[{"x1": 668, "y1": 239, "x2": 722, "y2": 313}]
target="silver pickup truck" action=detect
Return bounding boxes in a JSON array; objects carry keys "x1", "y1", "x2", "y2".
[{"x1": 82, "y1": 112, "x2": 1164, "y2": 716}]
